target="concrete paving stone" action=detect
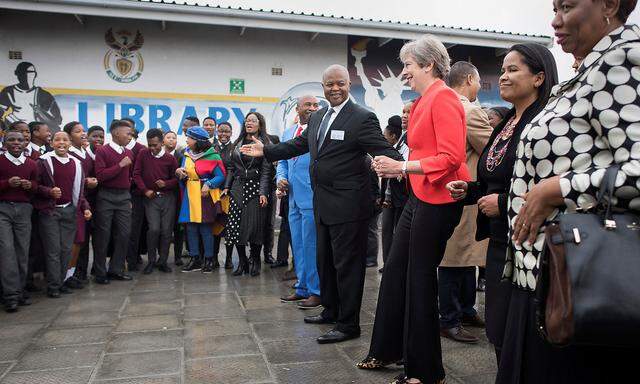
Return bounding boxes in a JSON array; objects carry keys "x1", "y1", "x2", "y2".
[
  {"x1": 183, "y1": 281, "x2": 232, "y2": 294},
  {"x1": 184, "y1": 304, "x2": 244, "y2": 320},
  {"x1": 0, "y1": 307, "x2": 62, "y2": 324},
  {"x1": 0, "y1": 367, "x2": 93, "y2": 384},
  {"x1": 184, "y1": 318, "x2": 250, "y2": 339},
  {"x1": 97, "y1": 350, "x2": 181, "y2": 380},
  {"x1": 66, "y1": 297, "x2": 126, "y2": 312},
  {"x1": 94, "y1": 377, "x2": 181, "y2": 384},
  {"x1": 263, "y1": 338, "x2": 341, "y2": 365},
  {"x1": 442, "y1": 343, "x2": 498, "y2": 377},
  {"x1": 123, "y1": 302, "x2": 181, "y2": 317},
  {"x1": 184, "y1": 292, "x2": 238, "y2": 307},
  {"x1": 232, "y1": 283, "x2": 290, "y2": 296},
  {"x1": 185, "y1": 355, "x2": 270, "y2": 384},
  {"x1": 133, "y1": 281, "x2": 181, "y2": 293},
  {"x1": 240, "y1": 295, "x2": 283, "y2": 310},
  {"x1": 0, "y1": 362, "x2": 13, "y2": 377},
  {"x1": 246, "y1": 306, "x2": 310, "y2": 323},
  {"x1": 0, "y1": 324, "x2": 44, "y2": 341},
  {"x1": 115, "y1": 315, "x2": 182, "y2": 332},
  {"x1": 13, "y1": 344, "x2": 103, "y2": 371},
  {"x1": 272, "y1": 359, "x2": 369, "y2": 384},
  {"x1": 456, "y1": 372, "x2": 498, "y2": 384},
  {"x1": 37, "y1": 326, "x2": 112, "y2": 346},
  {"x1": 251, "y1": 321, "x2": 333, "y2": 343},
  {"x1": 0, "y1": 342, "x2": 31, "y2": 362},
  {"x1": 128, "y1": 290, "x2": 182, "y2": 304},
  {"x1": 52, "y1": 310, "x2": 119, "y2": 328},
  {"x1": 107, "y1": 330, "x2": 183, "y2": 353},
  {"x1": 185, "y1": 334, "x2": 259, "y2": 359}
]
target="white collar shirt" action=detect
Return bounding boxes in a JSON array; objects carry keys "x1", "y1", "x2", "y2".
[
  {"x1": 108, "y1": 141, "x2": 124, "y2": 154},
  {"x1": 318, "y1": 98, "x2": 349, "y2": 141},
  {"x1": 5, "y1": 151, "x2": 26, "y2": 165}
]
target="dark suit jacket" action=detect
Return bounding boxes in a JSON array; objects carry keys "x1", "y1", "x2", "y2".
[{"x1": 263, "y1": 100, "x2": 402, "y2": 225}]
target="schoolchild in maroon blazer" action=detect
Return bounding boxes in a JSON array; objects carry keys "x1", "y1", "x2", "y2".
[
  {"x1": 34, "y1": 132, "x2": 91, "y2": 297},
  {"x1": 133, "y1": 128, "x2": 178, "y2": 274},
  {"x1": 65, "y1": 121, "x2": 99, "y2": 289},
  {"x1": 0, "y1": 131, "x2": 39, "y2": 313},
  {"x1": 93, "y1": 119, "x2": 134, "y2": 283}
]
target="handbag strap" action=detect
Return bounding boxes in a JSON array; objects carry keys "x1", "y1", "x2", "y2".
[{"x1": 596, "y1": 165, "x2": 621, "y2": 225}]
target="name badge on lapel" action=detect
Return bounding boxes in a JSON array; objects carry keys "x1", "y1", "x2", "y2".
[{"x1": 331, "y1": 130, "x2": 345, "y2": 141}]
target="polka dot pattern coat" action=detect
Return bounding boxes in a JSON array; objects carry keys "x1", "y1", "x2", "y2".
[{"x1": 506, "y1": 24, "x2": 640, "y2": 291}]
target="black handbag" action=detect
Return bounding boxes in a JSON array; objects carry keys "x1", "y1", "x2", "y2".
[{"x1": 536, "y1": 165, "x2": 640, "y2": 347}]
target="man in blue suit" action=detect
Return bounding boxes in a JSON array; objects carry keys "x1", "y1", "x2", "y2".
[{"x1": 278, "y1": 95, "x2": 321, "y2": 309}]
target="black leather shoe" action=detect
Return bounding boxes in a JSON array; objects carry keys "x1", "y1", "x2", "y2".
[
  {"x1": 304, "y1": 315, "x2": 336, "y2": 325},
  {"x1": 317, "y1": 329, "x2": 360, "y2": 344},
  {"x1": 47, "y1": 290, "x2": 61, "y2": 298},
  {"x1": 143, "y1": 262, "x2": 155, "y2": 275},
  {"x1": 107, "y1": 272, "x2": 133, "y2": 281},
  {"x1": 18, "y1": 297, "x2": 32, "y2": 306},
  {"x1": 264, "y1": 255, "x2": 275, "y2": 264},
  {"x1": 224, "y1": 256, "x2": 233, "y2": 269},
  {"x1": 270, "y1": 260, "x2": 288, "y2": 269},
  {"x1": 95, "y1": 276, "x2": 110, "y2": 284},
  {"x1": 59, "y1": 285, "x2": 73, "y2": 294},
  {"x1": 174, "y1": 257, "x2": 184, "y2": 266},
  {"x1": 4, "y1": 302, "x2": 18, "y2": 313},
  {"x1": 157, "y1": 264, "x2": 172, "y2": 273}
]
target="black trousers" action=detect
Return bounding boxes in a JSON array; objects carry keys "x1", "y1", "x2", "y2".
[
  {"x1": 368, "y1": 195, "x2": 462, "y2": 383},
  {"x1": 144, "y1": 194, "x2": 176, "y2": 266},
  {"x1": 39, "y1": 205, "x2": 76, "y2": 292},
  {"x1": 94, "y1": 188, "x2": 131, "y2": 277},
  {"x1": 316, "y1": 217, "x2": 368, "y2": 335},
  {"x1": 126, "y1": 193, "x2": 145, "y2": 268},
  {"x1": 438, "y1": 266, "x2": 477, "y2": 329},
  {"x1": 366, "y1": 211, "x2": 380, "y2": 265},
  {"x1": 75, "y1": 220, "x2": 95, "y2": 280},
  {"x1": 381, "y1": 205, "x2": 403, "y2": 264},
  {"x1": 276, "y1": 210, "x2": 291, "y2": 263},
  {"x1": 0, "y1": 202, "x2": 32, "y2": 303},
  {"x1": 262, "y1": 192, "x2": 276, "y2": 258}
]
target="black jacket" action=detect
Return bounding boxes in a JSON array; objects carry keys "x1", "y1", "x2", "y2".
[
  {"x1": 264, "y1": 100, "x2": 402, "y2": 225},
  {"x1": 225, "y1": 138, "x2": 272, "y2": 197}
]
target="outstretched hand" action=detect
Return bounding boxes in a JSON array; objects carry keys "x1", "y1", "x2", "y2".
[{"x1": 239, "y1": 136, "x2": 265, "y2": 158}]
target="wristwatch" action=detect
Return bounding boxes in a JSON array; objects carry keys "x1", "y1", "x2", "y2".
[{"x1": 401, "y1": 160, "x2": 408, "y2": 177}]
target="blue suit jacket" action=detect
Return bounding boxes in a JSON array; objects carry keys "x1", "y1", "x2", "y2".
[{"x1": 276, "y1": 125, "x2": 313, "y2": 210}]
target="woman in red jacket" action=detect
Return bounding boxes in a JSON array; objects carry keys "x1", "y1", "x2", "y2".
[{"x1": 358, "y1": 34, "x2": 469, "y2": 384}]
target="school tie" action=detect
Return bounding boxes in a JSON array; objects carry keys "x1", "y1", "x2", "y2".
[
  {"x1": 316, "y1": 108, "x2": 335, "y2": 149},
  {"x1": 40, "y1": 147, "x2": 46, "y2": 155}
]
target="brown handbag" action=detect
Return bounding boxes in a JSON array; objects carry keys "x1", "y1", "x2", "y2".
[{"x1": 535, "y1": 165, "x2": 640, "y2": 347}]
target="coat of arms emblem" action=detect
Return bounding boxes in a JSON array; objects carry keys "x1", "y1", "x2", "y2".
[{"x1": 103, "y1": 28, "x2": 144, "y2": 83}]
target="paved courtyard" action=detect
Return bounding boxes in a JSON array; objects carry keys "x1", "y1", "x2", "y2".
[{"x1": 0, "y1": 244, "x2": 497, "y2": 384}]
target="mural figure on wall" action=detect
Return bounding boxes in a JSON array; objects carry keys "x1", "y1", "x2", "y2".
[
  {"x1": 104, "y1": 28, "x2": 145, "y2": 83},
  {"x1": 0, "y1": 61, "x2": 62, "y2": 132}
]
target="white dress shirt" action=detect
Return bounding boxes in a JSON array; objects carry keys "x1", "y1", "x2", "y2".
[
  {"x1": 108, "y1": 141, "x2": 124, "y2": 154},
  {"x1": 5, "y1": 151, "x2": 26, "y2": 165},
  {"x1": 317, "y1": 98, "x2": 349, "y2": 142}
]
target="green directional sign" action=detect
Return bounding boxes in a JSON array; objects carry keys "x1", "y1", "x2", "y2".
[{"x1": 230, "y1": 78, "x2": 245, "y2": 94}]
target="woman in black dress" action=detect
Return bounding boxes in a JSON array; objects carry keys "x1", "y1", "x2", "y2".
[
  {"x1": 224, "y1": 112, "x2": 272, "y2": 277},
  {"x1": 446, "y1": 43, "x2": 558, "y2": 363}
]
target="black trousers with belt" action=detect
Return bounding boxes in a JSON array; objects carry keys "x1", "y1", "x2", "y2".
[
  {"x1": 368, "y1": 194, "x2": 462, "y2": 383},
  {"x1": 316, "y1": 217, "x2": 369, "y2": 335},
  {"x1": 93, "y1": 188, "x2": 131, "y2": 277}
]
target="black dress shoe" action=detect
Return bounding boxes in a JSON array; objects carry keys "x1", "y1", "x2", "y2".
[
  {"x1": 157, "y1": 264, "x2": 172, "y2": 273},
  {"x1": 4, "y1": 302, "x2": 18, "y2": 313},
  {"x1": 95, "y1": 276, "x2": 110, "y2": 284},
  {"x1": 18, "y1": 297, "x2": 32, "y2": 306},
  {"x1": 270, "y1": 260, "x2": 288, "y2": 269},
  {"x1": 304, "y1": 315, "x2": 336, "y2": 325},
  {"x1": 264, "y1": 255, "x2": 275, "y2": 264},
  {"x1": 59, "y1": 285, "x2": 73, "y2": 294},
  {"x1": 317, "y1": 329, "x2": 360, "y2": 344},
  {"x1": 47, "y1": 290, "x2": 61, "y2": 298},
  {"x1": 143, "y1": 262, "x2": 155, "y2": 274},
  {"x1": 107, "y1": 272, "x2": 133, "y2": 281}
]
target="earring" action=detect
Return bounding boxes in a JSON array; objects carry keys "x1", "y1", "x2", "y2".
[{"x1": 606, "y1": 16, "x2": 611, "y2": 25}]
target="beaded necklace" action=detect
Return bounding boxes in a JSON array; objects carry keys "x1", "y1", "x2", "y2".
[{"x1": 485, "y1": 116, "x2": 517, "y2": 172}]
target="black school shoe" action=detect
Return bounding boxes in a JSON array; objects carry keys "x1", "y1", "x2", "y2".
[
  {"x1": 202, "y1": 260, "x2": 214, "y2": 274},
  {"x1": 182, "y1": 258, "x2": 202, "y2": 272}
]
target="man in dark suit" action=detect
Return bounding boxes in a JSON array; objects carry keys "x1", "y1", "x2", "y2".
[{"x1": 240, "y1": 64, "x2": 402, "y2": 344}]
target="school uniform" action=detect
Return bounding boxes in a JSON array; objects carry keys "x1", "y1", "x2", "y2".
[
  {"x1": 34, "y1": 153, "x2": 89, "y2": 294},
  {"x1": 69, "y1": 146, "x2": 96, "y2": 281},
  {"x1": 93, "y1": 142, "x2": 134, "y2": 279},
  {"x1": 125, "y1": 139, "x2": 146, "y2": 269},
  {"x1": 133, "y1": 148, "x2": 178, "y2": 267},
  {"x1": 0, "y1": 152, "x2": 39, "y2": 307}
]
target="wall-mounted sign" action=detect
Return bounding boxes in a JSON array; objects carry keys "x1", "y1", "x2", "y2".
[
  {"x1": 229, "y1": 78, "x2": 245, "y2": 94},
  {"x1": 104, "y1": 28, "x2": 144, "y2": 83}
]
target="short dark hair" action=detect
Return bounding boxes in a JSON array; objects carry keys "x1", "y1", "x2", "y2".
[
  {"x1": 217, "y1": 122, "x2": 232, "y2": 131},
  {"x1": 447, "y1": 61, "x2": 478, "y2": 88},
  {"x1": 185, "y1": 116, "x2": 200, "y2": 125},
  {"x1": 163, "y1": 130, "x2": 177, "y2": 138},
  {"x1": 121, "y1": 117, "x2": 135, "y2": 127},
  {"x1": 87, "y1": 125, "x2": 104, "y2": 136},
  {"x1": 385, "y1": 115, "x2": 403, "y2": 139},
  {"x1": 109, "y1": 119, "x2": 130, "y2": 133},
  {"x1": 63, "y1": 121, "x2": 81, "y2": 136},
  {"x1": 203, "y1": 116, "x2": 217, "y2": 125},
  {"x1": 8, "y1": 121, "x2": 27, "y2": 131},
  {"x1": 617, "y1": 0, "x2": 638, "y2": 22},
  {"x1": 146, "y1": 128, "x2": 164, "y2": 142},
  {"x1": 28, "y1": 121, "x2": 46, "y2": 134}
]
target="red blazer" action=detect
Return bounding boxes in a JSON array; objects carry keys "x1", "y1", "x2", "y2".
[{"x1": 407, "y1": 79, "x2": 470, "y2": 204}]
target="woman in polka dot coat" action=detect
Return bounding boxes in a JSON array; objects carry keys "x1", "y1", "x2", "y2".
[{"x1": 497, "y1": 1, "x2": 640, "y2": 383}]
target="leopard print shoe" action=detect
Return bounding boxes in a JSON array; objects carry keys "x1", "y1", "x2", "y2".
[{"x1": 356, "y1": 356, "x2": 388, "y2": 370}]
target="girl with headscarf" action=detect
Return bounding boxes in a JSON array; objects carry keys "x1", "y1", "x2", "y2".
[{"x1": 176, "y1": 126, "x2": 228, "y2": 273}]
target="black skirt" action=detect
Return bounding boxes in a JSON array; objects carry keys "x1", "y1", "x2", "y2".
[
  {"x1": 497, "y1": 288, "x2": 638, "y2": 384},
  {"x1": 484, "y1": 240, "x2": 512, "y2": 348}
]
